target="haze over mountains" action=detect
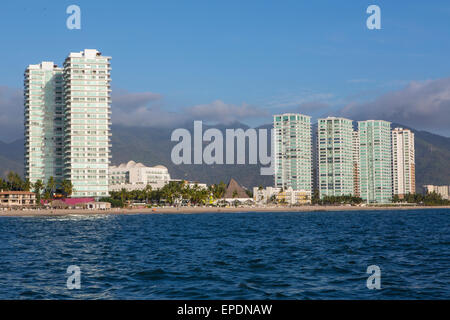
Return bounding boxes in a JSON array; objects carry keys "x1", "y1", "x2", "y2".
[{"x1": 0, "y1": 122, "x2": 449, "y2": 193}]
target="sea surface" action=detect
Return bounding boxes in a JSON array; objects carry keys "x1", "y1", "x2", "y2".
[{"x1": 0, "y1": 209, "x2": 449, "y2": 299}]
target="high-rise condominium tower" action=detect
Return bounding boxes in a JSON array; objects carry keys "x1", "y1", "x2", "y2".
[
  {"x1": 358, "y1": 120, "x2": 393, "y2": 203},
  {"x1": 317, "y1": 117, "x2": 354, "y2": 198},
  {"x1": 63, "y1": 49, "x2": 111, "y2": 197},
  {"x1": 392, "y1": 128, "x2": 415, "y2": 198},
  {"x1": 352, "y1": 130, "x2": 360, "y2": 197},
  {"x1": 24, "y1": 49, "x2": 111, "y2": 198},
  {"x1": 273, "y1": 113, "x2": 312, "y2": 193},
  {"x1": 24, "y1": 62, "x2": 64, "y2": 184}
]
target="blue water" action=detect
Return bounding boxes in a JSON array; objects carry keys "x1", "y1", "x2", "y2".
[{"x1": 0, "y1": 209, "x2": 449, "y2": 299}]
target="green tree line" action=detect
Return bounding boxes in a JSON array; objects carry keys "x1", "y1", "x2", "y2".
[
  {"x1": 0, "y1": 171, "x2": 73, "y2": 204},
  {"x1": 392, "y1": 192, "x2": 450, "y2": 206},
  {"x1": 101, "y1": 181, "x2": 228, "y2": 208}
]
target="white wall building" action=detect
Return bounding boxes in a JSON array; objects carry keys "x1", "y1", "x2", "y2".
[
  {"x1": 170, "y1": 179, "x2": 208, "y2": 190},
  {"x1": 253, "y1": 186, "x2": 281, "y2": 204},
  {"x1": 276, "y1": 187, "x2": 311, "y2": 205},
  {"x1": 109, "y1": 161, "x2": 171, "y2": 191},
  {"x1": 63, "y1": 49, "x2": 111, "y2": 197},
  {"x1": 392, "y1": 128, "x2": 415, "y2": 198},
  {"x1": 423, "y1": 185, "x2": 449, "y2": 200}
]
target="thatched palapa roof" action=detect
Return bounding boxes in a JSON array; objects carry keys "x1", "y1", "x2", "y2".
[{"x1": 223, "y1": 178, "x2": 251, "y2": 199}]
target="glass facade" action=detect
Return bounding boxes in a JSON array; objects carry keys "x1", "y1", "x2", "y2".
[
  {"x1": 24, "y1": 50, "x2": 111, "y2": 198},
  {"x1": 24, "y1": 62, "x2": 64, "y2": 184},
  {"x1": 358, "y1": 120, "x2": 393, "y2": 203},
  {"x1": 63, "y1": 50, "x2": 111, "y2": 198},
  {"x1": 273, "y1": 114, "x2": 312, "y2": 193},
  {"x1": 317, "y1": 117, "x2": 354, "y2": 198}
]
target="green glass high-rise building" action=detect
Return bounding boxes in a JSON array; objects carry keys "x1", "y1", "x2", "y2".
[
  {"x1": 317, "y1": 117, "x2": 354, "y2": 198},
  {"x1": 358, "y1": 120, "x2": 393, "y2": 203},
  {"x1": 63, "y1": 49, "x2": 111, "y2": 198},
  {"x1": 273, "y1": 113, "x2": 312, "y2": 193},
  {"x1": 24, "y1": 62, "x2": 64, "y2": 184},
  {"x1": 24, "y1": 49, "x2": 111, "y2": 198}
]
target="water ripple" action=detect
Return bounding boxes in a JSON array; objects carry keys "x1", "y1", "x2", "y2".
[{"x1": 0, "y1": 209, "x2": 449, "y2": 299}]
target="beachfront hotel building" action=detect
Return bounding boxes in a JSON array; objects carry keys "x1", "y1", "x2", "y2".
[
  {"x1": 273, "y1": 114, "x2": 312, "y2": 194},
  {"x1": 392, "y1": 128, "x2": 415, "y2": 198},
  {"x1": 63, "y1": 49, "x2": 111, "y2": 198},
  {"x1": 24, "y1": 49, "x2": 111, "y2": 198},
  {"x1": 0, "y1": 191, "x2": 37, "y2": 207},
  {"x1": 423, "y1": 185, "x2": 449, "y2": 200},
  {"x1": 109, "y1": 161, "x2": 171, "y2": 191},
  {"x1": 358, "y1": 120, "x2": 393, "y2": 203},
  {"x1": 317, "y1": 117, "x2": 354, "y2": 198},
  {"x1": 24, "y1": 62, "x2": 64, "y2": 184}
]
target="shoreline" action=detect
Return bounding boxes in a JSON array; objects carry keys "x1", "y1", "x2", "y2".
[{"x1": 0, "y1": 205, "x2": 449, "y2": 217}]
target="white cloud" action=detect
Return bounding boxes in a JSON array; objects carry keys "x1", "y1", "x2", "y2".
[
  {"x1": 112, "y1": 89, "x2": 267, "y2": 127},
  {"x1": 186, "y1": 100, "x2": 267, "y2": 124},
  {"x1": 112, "y1": 88, "x2": 162, "y2": 110},
  {"x1": 339, "y1": 78, "x2": 450, "y2": 134}
]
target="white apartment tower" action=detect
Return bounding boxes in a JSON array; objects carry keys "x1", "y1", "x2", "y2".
[
  {"x1": 392, "y1": 128, "x2": 415, "y2": 198},
  {"x1": 24, "y1": 62, "x2": 64, "y2": 184},
  {"x1": 273, "y1": 113, "x2": 312, "y2": 194},
  {"x1": 24, "y1": 49, "x2": 111, "y2": 198},
  {"x1": 63, "y1": 49, "x2": 111, "y2": 197}
]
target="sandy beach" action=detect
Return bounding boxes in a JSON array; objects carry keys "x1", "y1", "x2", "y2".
[{"x1": 0, "y1": 205, "x2": 449, "y2": 217}]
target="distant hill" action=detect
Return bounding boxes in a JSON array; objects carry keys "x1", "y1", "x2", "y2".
[
  {"x1": 0, "y1": 139, "x2": 23, "y2": 177},
  {"x1": 0, "y1": 122, "x2": 448, "y2": 191},
  {"x1": 110, "y1": 122, "x2": 273, "y2": 188}
]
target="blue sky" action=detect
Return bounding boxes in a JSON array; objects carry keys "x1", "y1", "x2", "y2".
[{"x1": 1, "y1": 0, "x2": 450, "y2": 141}]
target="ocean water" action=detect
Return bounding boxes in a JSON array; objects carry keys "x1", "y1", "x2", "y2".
[{"x1": 0, "y1": 209, "x2": 449, "y2": 299}]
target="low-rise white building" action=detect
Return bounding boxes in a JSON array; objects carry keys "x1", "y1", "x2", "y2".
[
  {"x1": 171, "y1": 179, "x2": 208, "y2": 190},
  {"x1": 253, "y1": 186, "x2": 280, "y2": 204},
  {"x1": 423, "y1": 185, "x2": 450, "y2": 200},
  {"x1": 109, "y1": 161, "x2": 171, "y2": 191},
  {"x1": 253, "y1": 186, "x2": 311, "y2": 205},
  {"x1": 277, "y1": 188, "x2": 311, "y2": 205}
]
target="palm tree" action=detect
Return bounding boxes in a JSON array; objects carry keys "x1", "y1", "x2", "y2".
[
  {"x1": 0, "y1": 178, "x2": 7, "y2": 191},
  {"x1": 46, "y1": 176, "x2": 56, "y2": 198},
  {"x1": 144, "y1": 184, "x2": 152, "y2": 204},
  {"x1": 61, "y1": 179, "x2": 73, "y2": 198},
  {"x1": 23, "y1": 179, "x2": 32, "y2": 192},
  {"x1": 120, "y1": 188, "x2": 127, "y2": 205},
  {"x1": 7, "y1": 171, "x2": 24, "y2": 191},
  {"x1": 33, "y1": 180, "x2": 44, "y2": 204},
  {"x1": 43, "y1": 190, "x2": 52, "y2": 201}
]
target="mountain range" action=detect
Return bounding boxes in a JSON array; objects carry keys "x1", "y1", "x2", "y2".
[{"x1": 0, "y1": 122, "x2": 449, "y2": 193}]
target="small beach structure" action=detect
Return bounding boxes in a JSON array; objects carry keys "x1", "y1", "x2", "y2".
[
  {"x1": 0, "y1": 191, "x2": 36, "y2": 207},
  {"x1": 82, "y1": 201, "x2": 111, "y2": 210},
  {"x1": 223, "y1": 178, "x2": 253, "y2": 204}
]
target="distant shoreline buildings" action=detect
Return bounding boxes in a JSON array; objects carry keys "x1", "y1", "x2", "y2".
[
  {"x1": 272, "y1": 114, "x2": 416, "y2": 204},
  {"x1": 423, "y1": 185, "x2": 449, "y2": 200},
  {"x1": 23, "y1": 50, "x2": 417, "y2": 204},
  {"x1": 109, "y1": 161, "x2": 171, "y2": 191}
]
